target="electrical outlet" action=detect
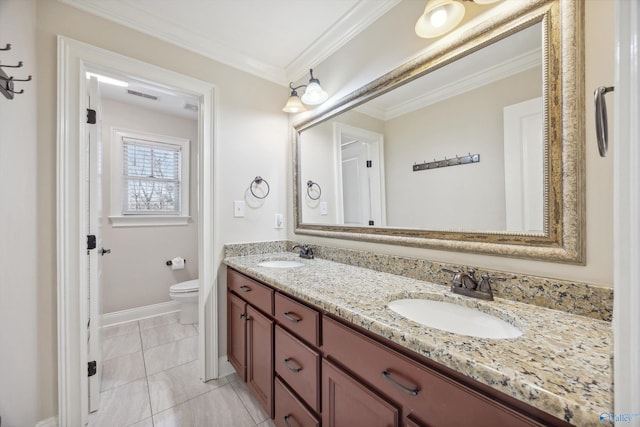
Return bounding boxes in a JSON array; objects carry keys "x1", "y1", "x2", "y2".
[
  {"x1": 274, "y1": 213, "x2": 284, "y2": 229},
  {"x1": 234, "y1": 200, "x2": 245, "y2": 217}
]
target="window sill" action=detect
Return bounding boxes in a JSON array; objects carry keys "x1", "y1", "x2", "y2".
[{"x1": 109, "y1": 215, "x2": 191, "y2": 228}]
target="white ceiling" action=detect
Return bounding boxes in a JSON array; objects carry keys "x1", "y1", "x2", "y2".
[{"x1": 59, "y1": 0, "x2": 402, "y2": 86}]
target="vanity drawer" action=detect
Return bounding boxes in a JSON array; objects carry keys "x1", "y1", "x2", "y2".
[
  {"x1": 274, "y1": 377, "x2": 320, "y2": 427},
  {"x1": 275, "y1": 325, "x2": 321, "y2": 412},
  {"x1": 228, "y1": 268, "x2": 274, "y2": 315},
  {"x1": 275, "y1": 292, "x2": 320, "y2": 346},
  {"x1": 322, "y1": 317, "x2": 543, "y2": 427}
]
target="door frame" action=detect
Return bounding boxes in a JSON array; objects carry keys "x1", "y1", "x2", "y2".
[
  {"x1": 614, "y1": 0, "x2": 640, "y2": 420},
  {"x1": 56, "y1": 36, "x2": 219, "y2": 426},
  {"x1": 333, "y1": 122, "x2": 386, "y2": 226}
]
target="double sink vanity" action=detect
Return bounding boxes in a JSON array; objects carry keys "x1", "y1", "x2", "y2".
[{"x1": 224, "y1": 247, "x2": 612, "y2": 427}]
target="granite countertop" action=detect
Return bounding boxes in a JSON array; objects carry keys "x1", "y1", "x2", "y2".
[{"x1": 224, "y1": 252, "x2": 613, "y2": 426}]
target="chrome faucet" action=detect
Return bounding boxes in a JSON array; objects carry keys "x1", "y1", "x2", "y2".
[
  {"x1": 442, "y1": 268, "x2": 507, "y2": 301},
  {"x1": 292, "y1": 244, "x2": 314, "y2": 259}
]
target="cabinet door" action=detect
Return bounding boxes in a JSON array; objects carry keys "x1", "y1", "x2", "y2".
[
  {"x1": 227, "y1": 291, "x2": 247, "y2": 381},
  {"x1": 247, "y1": 305, "x2": 274, "y2": 418},
  {"x1": 322, "y1": 359, "x2": 399, "y2": 427}
]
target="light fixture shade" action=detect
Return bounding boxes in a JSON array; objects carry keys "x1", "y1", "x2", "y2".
[
  {"x1": 415, "y1": 0, "x2": 465, "y2": 39},
  {"x1": 472, "y1": 0, "x2": 501, "y2": 4},
  {"x1": 282, "y1": 93, "x2": 307, "y2": 113},
  {"x1": 300, "y1": 80, "x2": 328, "y2": 105}
]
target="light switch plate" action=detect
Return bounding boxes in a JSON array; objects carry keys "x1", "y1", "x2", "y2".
[
  {"x1": 234, "y1": 200, "x2": 245, "y2": 217},
  {"x1": 320, "y1": 201, "x2": 328, "y2": 215}
]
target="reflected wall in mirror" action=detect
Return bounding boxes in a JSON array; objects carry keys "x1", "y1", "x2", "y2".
[
  {"x1": 293, "y1": 0, "x2": 585, "y2": 263},
  {"x1": 300, "y1": 22, "x2": 544, "y2": 233}
]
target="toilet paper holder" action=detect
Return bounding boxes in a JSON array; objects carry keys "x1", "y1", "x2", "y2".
[{"x1": 166, "y1": 259, "x2": 187, "y2": 266}]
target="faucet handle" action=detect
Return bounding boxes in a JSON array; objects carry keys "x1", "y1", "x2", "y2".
[
  {"x1": 478, "y1": 273, "x2": 513, "y2": 294},
  {"x1": 441, "y1": 268, "x2": 462, "y2": 286}
]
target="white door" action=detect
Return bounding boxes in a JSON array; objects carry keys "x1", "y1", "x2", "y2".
[
  {"x1": 341, "y1": 141, "x2": 371, "y2": 225},
  {"x1": 87, "y1": 76, "x2": 105, "y2": 413},
  {"x1": 337, "y1": 126, "x2": 386, "y2": 227},
  {"x1": 503, "y1": 97, "x2": 544, "y2": 232}
]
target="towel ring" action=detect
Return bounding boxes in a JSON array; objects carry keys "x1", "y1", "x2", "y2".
[
  {"x1": 306, "y1": 180, "x2": 321, "y2": 200},
  {"x1": 250, "y1": 176, "x2": 270, "y2": 199}
]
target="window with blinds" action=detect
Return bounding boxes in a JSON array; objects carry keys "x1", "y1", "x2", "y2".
[{"x1": 122, "y1": 137, "x2": 182, "y2": 214}]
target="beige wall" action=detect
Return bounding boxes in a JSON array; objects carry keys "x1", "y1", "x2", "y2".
[
  {"x1": 384, "y1": 67, "x2": 542, "y2": 230},
  {"x1": 289, "y1": 1, "x2": 614, "y2": 288},
  {"x1": 0, "y1": 1, "x2": 39, "y2": 425},
  {"x1": 35, "y1": 0, "x2": 289, "y2": 420},
  {"x1": 100, "y1": 99, "x2": 199, "y2": 313}
]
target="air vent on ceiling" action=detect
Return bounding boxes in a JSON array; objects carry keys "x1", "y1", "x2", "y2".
[
  {"x1": 127, "y1": 89, "x2": 158, "y2": 100},
  {"x1": 184, "y1": 103, "x2": 198, "y2": 112}
]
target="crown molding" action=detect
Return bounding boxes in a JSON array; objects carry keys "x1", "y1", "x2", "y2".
[
  {"x1": 58, "y1": 0, "x2": 400, "y2": 87},
  {"x1": 357, "y1": 47, "x2": 542, "y2": 120},
  {"x1": 285, "y1": 0, "x2": 402, "y2": 82}
]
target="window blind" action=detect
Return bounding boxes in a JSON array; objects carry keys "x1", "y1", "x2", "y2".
[{"x1": 122, "y1": 137, "x2": 182, "y2": 214}]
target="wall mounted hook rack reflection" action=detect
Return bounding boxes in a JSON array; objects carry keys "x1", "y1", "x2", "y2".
[
  {"x1": 1, "y1": 43, "x2": 32, "y2": 100},
  {"x1": 413, "y1": 153, "x2": 480, "y2": 172}
]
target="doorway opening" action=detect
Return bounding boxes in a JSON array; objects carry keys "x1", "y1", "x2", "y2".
[
  {"x1": 57, "y1": 36, "x2": 219, "y2": 426},
  {"x1": 333, "y1": 122, "x2": 386, "y2": 226}
]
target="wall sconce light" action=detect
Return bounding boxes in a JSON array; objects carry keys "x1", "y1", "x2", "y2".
[
  {"x1": 415, "y1": 0, "x2": 501, "y2": 39},
  {"x1": 282, "y1": 69, "x2": 329, "y2": 113}
]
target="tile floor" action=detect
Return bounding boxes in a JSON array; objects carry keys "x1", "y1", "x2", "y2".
[{"x1": 90, "y1": 311, "x2": 276, "y2": 427}]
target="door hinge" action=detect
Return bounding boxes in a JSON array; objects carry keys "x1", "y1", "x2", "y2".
[
  {"x1": 369, "y1": 220, "x2": 375, "y2": 226},
  {"x1": 87, "y1": 108, "x2": 96, "y2": 124},
  {"x1": 366, "y1": 160, "x2": 372, "y2": 168},
  {"x1": 87, "y1": 234, "x2": 96, "y2": 251},
  {"x1": 88, "y1": 360, "x2": 97, "y2": 377}
]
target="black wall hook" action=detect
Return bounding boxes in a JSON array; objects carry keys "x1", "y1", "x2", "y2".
[{"x1": 1, "y1": 44, "x2": 32, "y2": 100}]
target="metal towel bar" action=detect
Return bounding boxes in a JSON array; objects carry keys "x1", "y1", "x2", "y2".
[{"x1": 594, "y1": 86, "x2": 614, "y2": 157}]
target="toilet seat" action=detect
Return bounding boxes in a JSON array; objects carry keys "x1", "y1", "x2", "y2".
[{"x1": 170, "y1": 279, "x2": 198, "y2": 293}]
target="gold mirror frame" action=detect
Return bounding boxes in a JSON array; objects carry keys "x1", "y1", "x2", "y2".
[{"x1": 293, "y1": 0, "x2": 584, "y2": 264}]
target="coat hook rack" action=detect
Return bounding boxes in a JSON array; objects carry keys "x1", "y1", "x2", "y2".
[
  {"x1": 1, "y1": 43, "x2": 32, "y2": 100},
  {"x1": 412, "y1": 153, "x2": 480, "y2": 172}
]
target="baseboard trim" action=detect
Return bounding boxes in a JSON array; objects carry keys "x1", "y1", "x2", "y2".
[
  {"x1": 218, "y1": 356, "x2": 236, "y2": 378},
  {"x1": 36, "y1": 416, "x2": 58, "y2": 427},
  {"x1": 102, "y1": 301, "x2": 181, "y2": 326}
]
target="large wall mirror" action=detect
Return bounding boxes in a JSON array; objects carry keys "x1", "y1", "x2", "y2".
[{"x1": 293, "y1": 0, "x2": 584, "y2": 264}]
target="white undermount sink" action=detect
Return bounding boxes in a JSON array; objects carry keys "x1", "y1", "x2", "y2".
[
  {"x1": 258, "y1": 260, "x2": 305, "y2": 269},
  {"x1": 387, "y1": 299, "x2": 522, "y2": 339}
]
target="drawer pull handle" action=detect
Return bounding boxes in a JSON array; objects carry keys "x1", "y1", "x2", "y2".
[
  {"x1": 283, "y1": 312, "x2": 302, "y2": 323},
  {"x1": 382, "y1": 370, "x2": 419, "y2": 396},
  {"x1": 284, "y1": 358, "x2": 302, "y2": 373},
  {"x1": 284, "y1": 415, "x2": 298, "y2": 427},
  {"x1": 239, "y1": 285, "x2": 251, "y2": 292}
]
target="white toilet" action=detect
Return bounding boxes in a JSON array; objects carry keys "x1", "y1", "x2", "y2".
[{"x1": 169, "y1": 279, "x2": 199, "y2": 324}]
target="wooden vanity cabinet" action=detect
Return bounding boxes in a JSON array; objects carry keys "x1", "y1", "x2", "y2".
[
  {"x1": 275, "y1": 377, "x2": 320, "y2": 427},
  {"x1": 322, "y1": 359, "x2": 400, "y2": 427},
  {"x1": 246, "y1": 305, "x2": 274, "y2": 417},
  {"x1": 323, "y1": 316, "x2": 567, "y2": 427},
  {"x1": 227, "y1": 269, "x2": 275, "y2": 417},
  {"x1": 227, "y1": 268, "x2": 571, "y2": 427},
  {"x1": 227, "y1": 292, "x2": 247, "y2": 381}
]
